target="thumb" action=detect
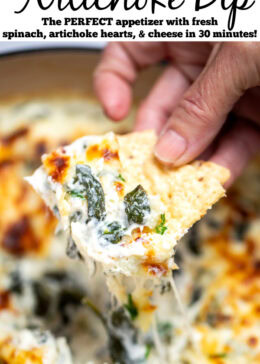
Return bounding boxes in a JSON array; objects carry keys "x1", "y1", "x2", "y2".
[{"x1": 155, "y1": 42, "x2": 260, "y2": 165}]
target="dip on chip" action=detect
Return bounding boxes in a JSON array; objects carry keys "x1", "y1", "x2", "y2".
[{"x1": 27, "y1": 130, "x2": 229, "y2": 329}]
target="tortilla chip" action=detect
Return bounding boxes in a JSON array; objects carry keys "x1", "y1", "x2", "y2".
[{"x1": 118, "y1": 130, "x2": 230, "y2": 242}]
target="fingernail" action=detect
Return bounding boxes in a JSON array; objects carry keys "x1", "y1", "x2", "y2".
[{"x1": 154, "y1": 129, "x2": 187, "y2": 164}]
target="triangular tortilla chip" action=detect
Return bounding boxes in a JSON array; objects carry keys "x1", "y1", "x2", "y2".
[{"x1": 119, "y1": 130, "x2": 229, "y2": 243}]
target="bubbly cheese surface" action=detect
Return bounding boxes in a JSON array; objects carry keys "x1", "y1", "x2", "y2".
[{"x1": 1, "y1": 96, "x2": 259, "y2": 364}]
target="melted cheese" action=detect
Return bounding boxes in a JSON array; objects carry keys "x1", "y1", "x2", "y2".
[
  {"x1": 27, "y1": 130, "x2": 228, "y2": 333},
  {"x1": 27, "y1": 133, "x2": 172, "y2": 278},
  {"x1": 0, "y1": 328, "x2": 72, "y2": 364},
  {"x1": 0, "y1": 96, "x2": 259, "y2": 364}
]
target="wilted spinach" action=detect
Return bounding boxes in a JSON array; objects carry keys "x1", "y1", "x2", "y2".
[
  {"x1": 33, "y1": 281, "x2": 52, "y2": 317},
  {"x1": 84, "y1": 300, "x2": 146, "y2": 364},
  {"x1": 233, "y1": 221, "x2": 249, "y2": 241},
  {"x1": 70, "y1": 210, "x2": 83, "y2": 223},
  {"x1": 187, "y1": 223, "x2": 201, "y2": 255},
  {"x1": 66, "y1": 236, "x2": 82, "y2": 260},
  {"x1": 33, "y1": 272, "x2": 86, "y2": 327},
  {"x1": 189, "y1": 286, "x2": 202, "y2": 306},
  {"x1": 157, "y1": 321, "x2": 173, "y2": 343},
  {"x1": 57, "y1": 287, "x2": 85, "y2": 324},
  {"x1": 73, "y1": 164, "x2": 106, "y2": 221},
  {"x1": 9, "y1": 271, "x2": 23, "y2": 294},
  {"x1": 102, "y1": 221, "x2": 126, "y2": 244},
  {"x1": 124, "y1": 185, "x2": 150, "y2": 224}
]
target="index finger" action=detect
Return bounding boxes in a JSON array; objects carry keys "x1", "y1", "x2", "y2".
[{"x1": 94, "y1": 42, "x2": 167, "y2": 121}]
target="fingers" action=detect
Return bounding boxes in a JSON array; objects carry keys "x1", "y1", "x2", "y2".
[
  {"x1": 134, "y1": 65, "x2": 191, "y2": 133},
  {"x1": 155, "y1": 42, "x2": 260, "y2": 166},
  {"x1": 210, "y1": 119, "x2": 260, "y2": 188},
  {"x1": 94, "y1": 42, "x2": 166, "y2": 121},
  {"x1": 94, "y1": 43, "x2": 136, "y2": 121}
]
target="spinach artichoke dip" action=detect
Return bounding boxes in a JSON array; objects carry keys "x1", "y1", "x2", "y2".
[
  {"x1": 27, "y1": 128, "x2": 228, "y2": 332},
  {"x1": 0, "y1": 96, "x2": 259, "y2": 364}
]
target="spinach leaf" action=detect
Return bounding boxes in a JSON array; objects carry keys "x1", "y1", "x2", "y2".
[
  {"x1": 33, "y1": 275, "x2": 85, "y2": 325},
  {"x1": 74, "y1": 164, "x2": 106, "y2": 221},
  {"x1": 9, "y1": 271, "x2": 23, "y2": 295},
  {"x1": 57, "y1": 287, "x2": 85, "y2": 325},
  {"x1": 102, "y1": 221, "x2": 126, "y2": 244},
  {"x1": 124, "y1": 294, "x2": 138, "y2": 320},
  {"x1": 109, "y1": 308, "x2": 146, "y2": 364},
  {"x1": 32, "y1": 282, "x2": 51, "y2": 317},
  {"x1": 53, "y1": 205, "x2": 60, "y2": 218},
  {"x1": 84, "y1": 300, "x2": 145, "y2": 364},
  {"x1": 157, "y1": 321, "x2": 173, "y2": 342},
  {"x1": 124, "y1": 185, "x2": 150, "y2": 224},
  {"x1": 70, "y1": 211, "x2": 83, "y2": 223},
  {"x1": 189, "y1": 286, "x2": 202, "y2": 306},
  {"x1": 155, "y1": 213, "x2": 168, "y2": 235},
  {"x1": 233, "y1": 221, "x2": 249, "y2": 241},
  {"x1": 66, "y1": 237, "x2": 82, "y2": 259}
]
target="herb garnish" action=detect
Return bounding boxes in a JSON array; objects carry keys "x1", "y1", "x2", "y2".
[
  {"x1": 67, "y1": 190, "x2": 85, "y2": 199},
  {"x1": 145, "y1": 343, "x2": 153, "y2": 359},
  {"x1": 209, "y1": 353, "x2": 227, "y2": 359},
  {"x1": 155, "y1": 214, "x2": 168, "y2": 235},
  {"x1": 74, "y1": 164, "x2": 106, "y2": 221},
  {"x1": 102, "y1": 221, "x2": 125, "y2": 244},
  {"x1": 117, "y1": 174, "x2": 126, "y2": 182},
  {"x1": 124, "y1": 294, "x2": 138, "y2": 320},
  {"x1": 124, "y1": 185, "x2": 150, "y2": 224}
]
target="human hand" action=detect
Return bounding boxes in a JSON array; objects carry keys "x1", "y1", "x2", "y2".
[{"x1": 94, "y1": 42, "x2": 260, "y2": 186}]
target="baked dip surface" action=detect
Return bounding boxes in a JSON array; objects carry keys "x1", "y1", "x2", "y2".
[{"x1": 0, "y1": 96, "x2": 259, "y2": 364}]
